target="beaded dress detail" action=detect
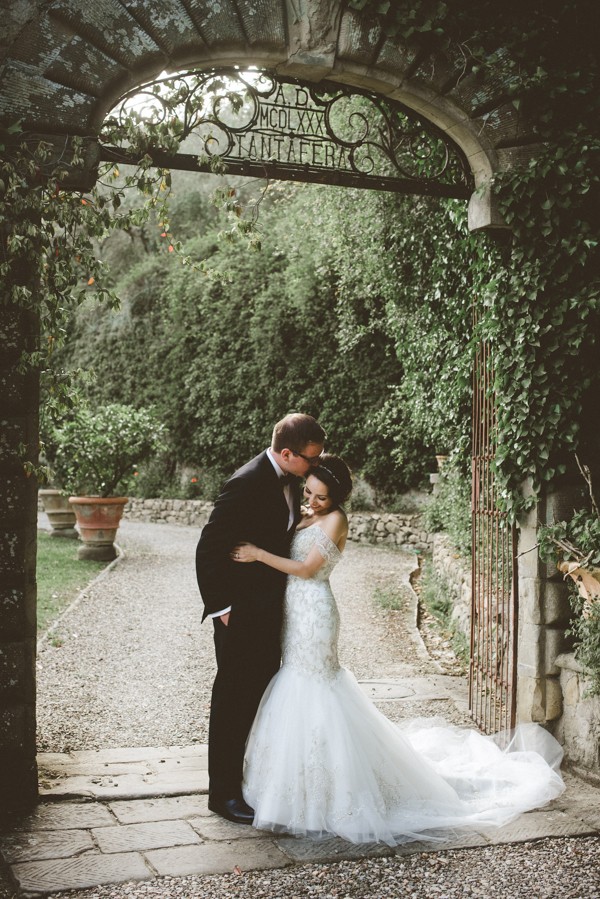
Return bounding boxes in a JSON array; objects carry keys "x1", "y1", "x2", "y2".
[{"x1": 243, "y1": 526, "x2": 564, "y2": 846}]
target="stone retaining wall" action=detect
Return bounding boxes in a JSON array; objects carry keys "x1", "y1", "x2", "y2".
[
  {"x1": 123, "y1": 499, "x2": 432, "y2": 551},
  {"x1": 431, "y1": 533, "x2": 472, "y2": 640},
  {"x1": 554, "y1": 653, "x2": 600, "y2": 781},
  {"x1": 346, "y1": 512, "x2": 431, "y2": 551},
  {"x1": 124, "y1": 498, "x2": 213, "y2": 528}
]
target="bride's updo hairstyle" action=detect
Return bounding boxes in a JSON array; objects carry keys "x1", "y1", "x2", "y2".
[{"x1": 312, "y1": 454, "x2": 353, "y2": 509}]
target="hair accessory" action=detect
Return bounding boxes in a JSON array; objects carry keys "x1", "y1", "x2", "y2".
[{"x1": 317, "y1": 464, "x2": 341, "y2": 485}]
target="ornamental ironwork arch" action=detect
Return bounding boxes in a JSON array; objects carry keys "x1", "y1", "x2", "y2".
[{"x1": 101, "y1": 68, "x2": 473, "y2": 199}]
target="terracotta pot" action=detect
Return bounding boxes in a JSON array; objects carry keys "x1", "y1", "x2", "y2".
[
  {"x1": 69, "y1": 496, "x2": 128, "y2": 561},
  {"x1": 39, "y1": 488, "x2": 78, "y2": 538},
  {"x1": 435, "y1": 455, "x2": 449, "y2": 472}
]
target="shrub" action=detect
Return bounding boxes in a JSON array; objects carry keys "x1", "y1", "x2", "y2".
[
  {"x1": 424, "y1": 465, "x2": 471, "y2": 557},
  {"x1": 49, "y1": 403, "x2": 165, "y2": 497}
]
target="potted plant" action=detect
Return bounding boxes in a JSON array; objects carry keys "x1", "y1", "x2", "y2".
[
  {"x1": 39, "y1": 408, "x2": 78, "y2": 537},
  {"x1": 38, "y1": 486, "x2": 78, "y2": 538},
  {"x1": 537, "y1": 460, "x2": 600, "y2": 694},
  {"x1": 50, "y1": 403, "x2": 165, "y2": 560}
]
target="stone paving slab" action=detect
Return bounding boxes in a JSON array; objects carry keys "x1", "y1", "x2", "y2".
[
  {"x1": 67, "y1": 746, "x2": 207, "y2": 763},
  {"x1": 551, "y1": 772, "x2": 600, "y2": 829},
  {"x1": 39, "y1": 770, "x2": 209, "y2": 801},
  {"x1": 275, "y1": 834, "x2": 393, "y2": 863},
  {"x1": 144, "y1": 838, "x2": 290, "y2": 876},
  {"x1": 37, "y1": 746, "x2": 209, "y2": 801},
  {"x1": 3, "y1": 749, "x2": 600, "y2": 895},
  {"x1": 40, "y1": 757, "x2": 207, "y2": 778},
  {"x1": 395, "y1": 831, "x2": 491, "y2": 855},
  {"x1": 560, "y1": 801, "x2": 600, "y2": 830},
  {"x1": 0, "y1": 829, "x2": 94, "y2": 864},
  {"x1": 360, "y1": 676, "x2": 467, "y2": 703},
  {"x1": 0, "y1": 802, "x2": 115, "y2": 833},
  {"x1": 109, "y1": 795, "x2": 211, "y2": 825},
  {"x1": 10, "y1": 851, "x2": 152, "y2": 895},
  {"x1": 92, "y1": 820, "x2": 201, "y2": 854},
  {"x1": 478, "y1": 808, "x2": 597, "y2": 844},
  {"x1": 189, "y1": 816, "x2": 272, "y2": 841},
  {"x1": 359, "y1": 677, "x2": 450, "y2": 703},
  {"x1": 427, "y1": 674, "x2": 471, "y2": 708}
]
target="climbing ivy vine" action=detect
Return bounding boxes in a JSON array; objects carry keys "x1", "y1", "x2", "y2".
[
  {"x1": 350, "y1": 0, "x2": 600, "y2": 516},
  {"x1": 0, "y1": 127, "x2": 164, "y2": 416}
]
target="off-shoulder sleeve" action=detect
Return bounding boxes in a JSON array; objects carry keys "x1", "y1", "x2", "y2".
[{"x1": 311, "y1": 526, "x2": 342, "y2": 563}]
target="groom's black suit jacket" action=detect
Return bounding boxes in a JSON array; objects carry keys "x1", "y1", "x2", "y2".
[{"x1": 195, "y1": 450, "x2": 301, "y2": 621}]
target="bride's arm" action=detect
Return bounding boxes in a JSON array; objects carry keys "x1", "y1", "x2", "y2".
[
  {"x1": 231, "y1": 511, "x2": 348, "y2": 579},
  {"x1": 231, "y1": 543, "x2": 325, "y2": 579}
]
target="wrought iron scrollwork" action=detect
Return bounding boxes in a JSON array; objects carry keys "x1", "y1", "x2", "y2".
[{"x1": 103, "y1": 69, "x2": 473, "y2": 198}]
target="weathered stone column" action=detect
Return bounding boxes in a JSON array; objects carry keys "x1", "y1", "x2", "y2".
[
  {"x1": 0, "y1": 302, "x2": 39, "y2": 811},
  {"x1": 516, "y1": 481, "x2": 576, "y2": 725}
]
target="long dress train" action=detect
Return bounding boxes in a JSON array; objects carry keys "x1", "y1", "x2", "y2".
[{"x1": 243, "y1": 525, "x2": 565, "y2": 846}]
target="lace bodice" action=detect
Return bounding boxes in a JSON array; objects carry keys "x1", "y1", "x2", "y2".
[
  {"x1": 290, "y1": 524, "x2": 342, "y2": 579},
  {"x1": 281, "y1": 525, "x2": 343, "y2": 679}
]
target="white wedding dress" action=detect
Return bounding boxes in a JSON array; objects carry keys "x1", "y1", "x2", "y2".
[{"x1": 243, "y1": 525, "x2": 565, "y2": 846}]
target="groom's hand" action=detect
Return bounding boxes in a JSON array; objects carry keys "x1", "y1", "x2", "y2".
[{"x1": 220, "y1": 612, "x2": 230, "y2": 626}]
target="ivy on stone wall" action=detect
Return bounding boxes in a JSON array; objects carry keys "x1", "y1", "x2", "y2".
[
  {"x1": 1, "y1": 132, "x2": 115, "y2": 347},
  {"x1": 350, "y1": 0, "x2": 600, "y2": 516}
]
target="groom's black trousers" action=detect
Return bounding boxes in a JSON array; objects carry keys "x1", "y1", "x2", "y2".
[{"x1": 209, "y1": 594, "x2": 283, "y2": 800}]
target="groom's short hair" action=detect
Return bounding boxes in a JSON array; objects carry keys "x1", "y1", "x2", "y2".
[{"x1": 272, "y1": 413, "x2": 326, "y2": 453}]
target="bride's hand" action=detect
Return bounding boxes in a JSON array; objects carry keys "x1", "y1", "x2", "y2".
[{"x1": 231, "y1": 543, "x2": 259, "y2": 563}]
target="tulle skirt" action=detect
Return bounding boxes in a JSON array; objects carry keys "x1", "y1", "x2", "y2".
[{"x1": 243, "y1": 665, "x2": 565, "y2": 846}]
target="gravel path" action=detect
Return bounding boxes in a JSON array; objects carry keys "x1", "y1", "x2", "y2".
[
  {"x1": 36, "y1": 520, "x2": 436, "y2": 752},
  {"x1": 40, "y1": 837, "x2": 598, "y2": 899},
  {"x1": 37, "y1": 521, "x2": 211, "y2": 751},
  {"x1": 14, "y1": 519, "x2": 597, "y2": 899}
]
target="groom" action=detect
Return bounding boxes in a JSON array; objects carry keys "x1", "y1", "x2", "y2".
[{"x1": 196, "y1": 412, "x2": 326, "y2": 824}]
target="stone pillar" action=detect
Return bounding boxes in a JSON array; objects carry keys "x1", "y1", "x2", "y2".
[
  {"x1": 0, "y1": 302, "x2": 39, "y2": 811},
  {"x1": 516, "y1": 481, "x2": 576, "y2": 725}
]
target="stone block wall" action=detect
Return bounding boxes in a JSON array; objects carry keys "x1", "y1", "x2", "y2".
[
  {"x1": 124, "y1": 499, "x2": 432, "y2": 551},
  {"x1": 555, "y1": 653, "x2": 600, "y2": 781},
  {"x1": 0, "y1": 302, "x2": 39, "y2": 811},
  {"x1": 124, "y1": 498, "x2": 213, "y2": 529},
  {"x1": 346, "y1": 512, "x2": 431, "y2": 552},
  {"x1": 517, "y1": 483, "x2": 576, "y2": 725}
]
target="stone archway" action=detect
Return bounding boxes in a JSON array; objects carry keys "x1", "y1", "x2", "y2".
[{"x1": 1, "y1": 0, "x2": 548, "y2": 811}]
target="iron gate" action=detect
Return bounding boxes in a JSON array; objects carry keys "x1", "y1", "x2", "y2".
[{"x1": 469, "y1": 309, "x2": 519, "y2": 734}]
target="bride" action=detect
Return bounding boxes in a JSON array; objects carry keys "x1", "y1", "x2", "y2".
[{"x1": 231, "y1": 455, "x2": 565, "y2": 846}]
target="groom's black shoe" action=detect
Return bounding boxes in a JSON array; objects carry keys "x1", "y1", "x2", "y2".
[{"x1": 208, "y1": 796, "x2": 255, "y2": 825}]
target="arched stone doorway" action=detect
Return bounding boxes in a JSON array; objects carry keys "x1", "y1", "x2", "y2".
[{"x1": 1, "y1": 0, "x2": 558, "y2": 811}]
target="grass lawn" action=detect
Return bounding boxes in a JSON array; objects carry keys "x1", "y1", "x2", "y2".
[{"x1": 36, "y1": 531, "x2": 107, "y2": 636}]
